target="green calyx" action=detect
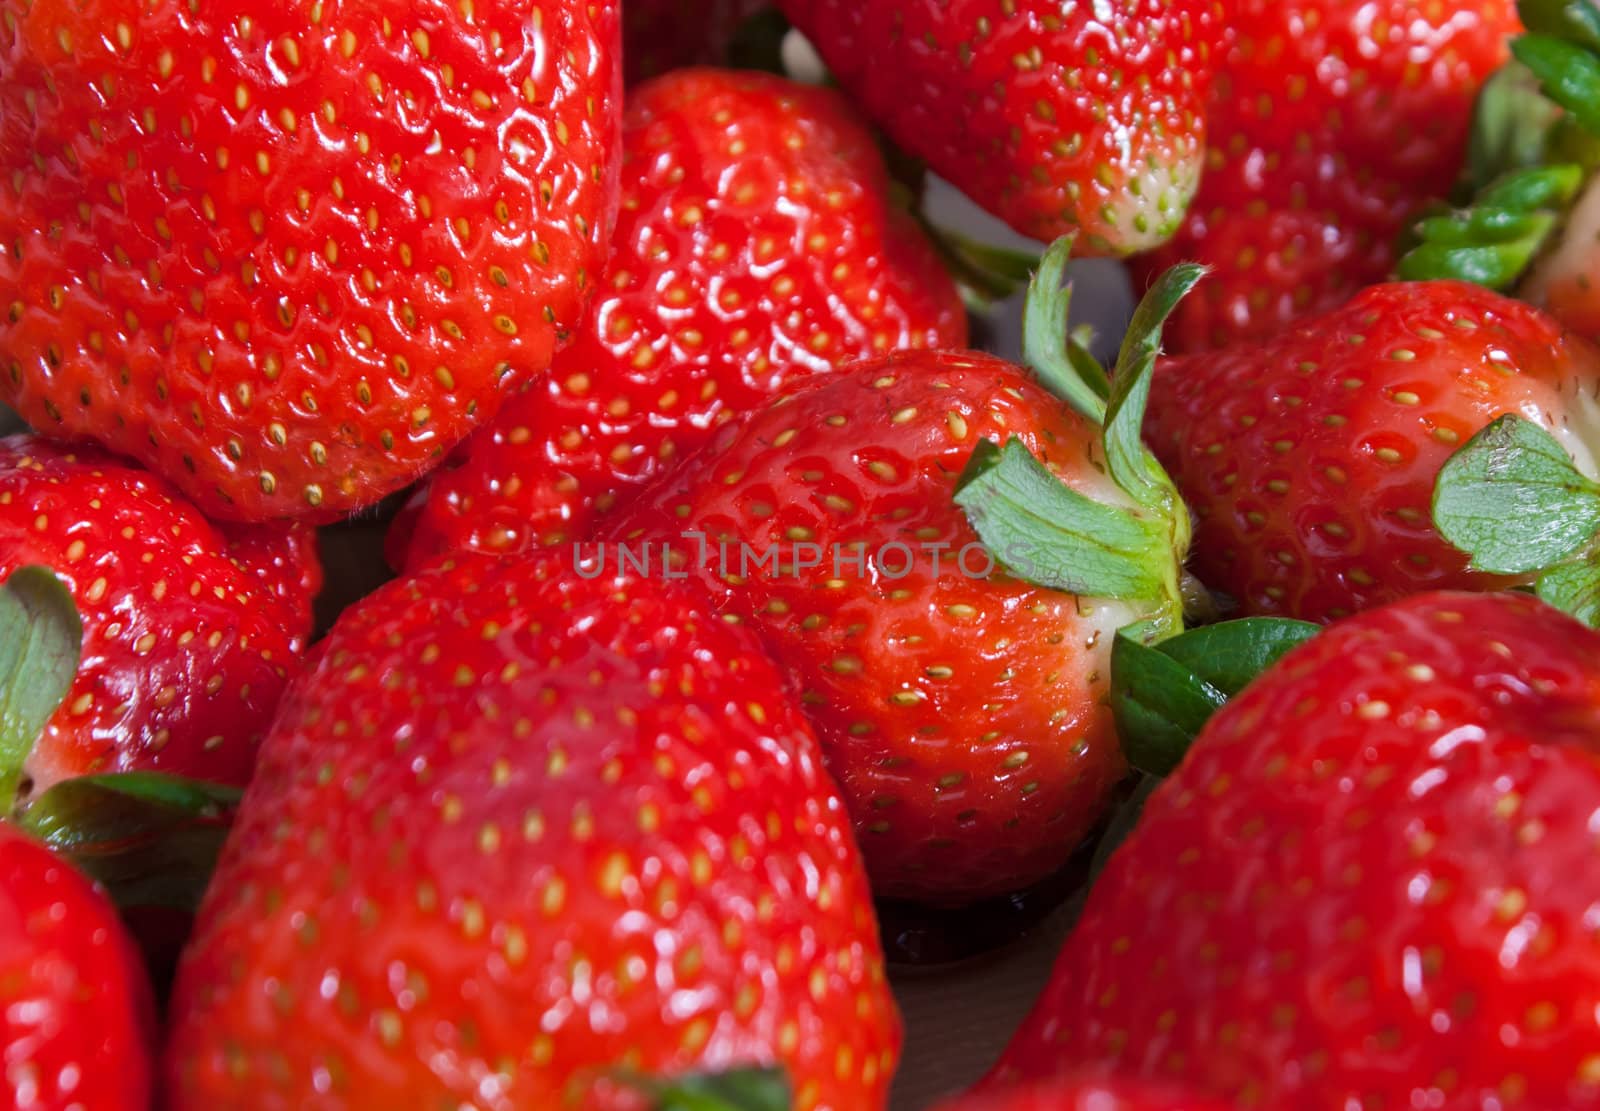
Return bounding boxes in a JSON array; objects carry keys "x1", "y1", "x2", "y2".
[
  {"x1": 1399, "y1": 1, "x2": 1600, "y2": 292},
  {"x1": 0, "y1": 565, "x2": 242, "y2": 913},
  {"x1": 1109, "y1": 619, "x2": 1320, "y2": 778},
  {"x1": 953, "y1": 236, "x2": 1205, "y2": 641},
  {"x1": 1396, "y1": 164, "x2": 1584, "y2": 288},
  {"x1": 1086, "y1": 615, "x2": 1318, "y2": 872},
  {"x1": 1516, "y1": 0, "x2": 1600, "y2": 135},
  {"x1": 913, "y1": 208, "x2": 1043, "y2": 306},
  {"x1": 1433, "y1": 413, "x2": 1600, "y2": 626},
  {"x1": 0, "y1": 566, "x2": 82, "y2": 803},
  {"x1": 615, "y1": 1067, "x2": 791, "y2": 1111}
]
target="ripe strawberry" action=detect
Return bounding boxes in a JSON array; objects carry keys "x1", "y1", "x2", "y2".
[
  {"x1": 609, "y1": 243, "x2": 1202, "y2": 904},
  {"x1": 623, "y1": 0, "x2": 770, "y2": 85},
  {"x1": 392, "y1": 67, "x2": 966, "y2": 570},
  {"x1": 773, "y1": 0, "x2": 1226, "y2": 253},
  {"x1": 1136, "y1": 0, "x2": 1519, "y2": 351},
  {"x1": 935, "y1": 1076, "x2": 1231, "y2": 1111},
  {"x1": 217, "y1": 517, "x2": 322, "y2": 642},
  {"x1": 0, "y1": 0, "x2": 622, "y2": 521},
  {"x1": 993, "y1": 590, "x2": 1600, "y2": 1106},
  {"x1": 164, "y1": 552, "x2": 898, "y2": 1110},
  {"x1": 1396, "y1": 2, "x2": 1600, "y2": 344},
  {"x1": 1, "y1": 822, "x2": 155, "y2": 1111},
  {"x1": 0, "y1": 436, "x2": 315, "y2": 792},
  {"x1": 1146, "y1": 279, "x2": 1600, "y2": 622}
]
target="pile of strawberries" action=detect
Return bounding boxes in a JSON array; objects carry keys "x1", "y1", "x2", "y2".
[{"x1": 14, "y1": 0, "x2": 1600, "y2": 1108}]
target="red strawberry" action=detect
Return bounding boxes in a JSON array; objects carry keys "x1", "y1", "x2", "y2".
[
  {"x1": 0, "y1": 0, "x2": 622, "y2": 521},
  {"x1": 1146, "y1": 279, "x2": 1600, "y2": 622},
  {"x1": 1136, "y1": 0, "x2": 1518, "y2": 352},
  {"x1": 0, "y1": 436, "x2": 315, "y2": 792},
  {"x1": 393, "y1": 67, "x2": 966, "y2": 570},
  {"x1": 993, "y1": 590, "x2": 1600, "y2": 1106},
  {"x1": 935, "y1": 1076, "x2": 1232, "y2": 1111},
  {"x1": 217, "y1": 518, "x2": 322, "y2": 642},
  {"x1": 1, "y1": 822, "x2": 155, "y2": 1111},
  {"x1": 774, "y1": 0, "x2": 1226, "y2": 253},
  {"x1": 609, "y1": 243, "x2": 1202, "y2": 904},
  {"x1": 623, "y1": 0, "x2": 770, "y2": 86},
  {"x1": 1395, "y1": 4, "x2": 1600, "y2": 346},
  {"x1": 164, "y1": 551, "x2": 898, "y2": 1110}
]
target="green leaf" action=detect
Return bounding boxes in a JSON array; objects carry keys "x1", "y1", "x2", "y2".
[
  {"x1": 1514, "y1": 33, "x2": 1600, "y2": 136},
  {"x1": 1396, "y1": 165, "x2": 1583, "y2": 288},
  {"x1": 1111, "y1": 618, "x2": 1320, "y2": 777},
  {"x1": 954, "y1": 438, "x2": 1170, "y2": 601},
  {"x1": 1432, "y1": 414, "x2": 1600, "y2": 574},
  {"x1": 1537, "y1": 558, "x2": 1600, "y2": 626},
  {"x1": 618, "y1": 1068, "x2": 790, "y2": 1111},
  {"x1": 18, "y1": 772, "x2": 242, "y2": 911},
  {"x1": 0, "y1": 566, "x2": 82, "y2": 805},
  {"x1": 1020, "y1": 235, "x2": 1107, "y2": 424},
  {"x1": 1465, "y1": 61, "x2": 1564, "y2": 190},
  {"x1": 1103, "y1": 262, "x2": 1209, "y2": 511},
  {"x1": 1518, "y1": 0, "x2": 1600, "y2": 53}
]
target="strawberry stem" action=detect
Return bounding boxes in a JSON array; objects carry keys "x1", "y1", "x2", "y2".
[{"x1": 1022, "y1": 236, "x2": 1107, "y2": 422}]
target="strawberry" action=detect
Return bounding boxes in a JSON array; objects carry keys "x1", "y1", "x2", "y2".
[
  {"x1": 1396, "y1": 1, "x2": 1600, "y2": 345},
  {"x1": 993, "y1": 590, "x2": 1600, "y2": 1106},
  {"x1": 1136, "y1": 0, "x2": 1519, "y2": 352},
  {"x1": 0, "y1": 0, "x2": 622, "y2": 522},
  {"x1": 164, "y1": 551, "x2": 898, "y2": 1110},
  {"x1": 217, "y1": 517, "x2": 323, "y2": 642},
  {"x1": 772, "y1": 0, "x2": 1226, "y2": 253},
  {"x1": 1, "y1": 823, "x2": 155, "y2": 1111},
  {"x1": 935, "y1": 1076, "x2": 1232, "y2": 1111},
  {"x1": 608, "y1": 242, "x2": 1202, "y2": 904},
  {"x1": 392, "y1": 67, "x2": 966, "y2": 571},
  {"x1": 1145, "y1": 279, "x2": 1600, "y2": 622},
  {"x1": 0, "y1": 436, "x2": 315, "y2": 793},
  {"x1": 623, "y1": 0, "x2": 771, "y2": 86}
]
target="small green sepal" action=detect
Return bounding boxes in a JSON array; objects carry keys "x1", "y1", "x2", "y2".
[
  {"x1": 954, "y1": 438, "x2": 1171, "y2": 603},
  {"x1": 0, "y1": 566, "x2": 82, "y2": 804},
  {"x1": 1432, "y1": 413, "x2": 1600, "y2": 574},
  {"x1": 1110, "y1": 618, "x2": 1320, "y2": 778},
  {"x1": 18, "y1": 772, "x2": 243, "y2": 912},
  {"x1": 616, "y1": 1067, "x2": 791, "y2": 1111},
  {"x1": 1397, "y1": 165, "x2": 1583, "y2": 289}
]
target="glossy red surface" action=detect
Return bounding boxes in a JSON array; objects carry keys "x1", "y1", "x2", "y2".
[
  {"x1": 612, "y1": 354, "x2": 1151, "y2": 905},
  {"x1": 0, "y1": 435, "x2": 314, "y2": 790},
  {"x1": 935, "y1": 1075, "x2": 1231, "y2": 1111},
  {"x1": 996, "y1": 591, "x2": 1600, "y2": 1105},
  {"x1": 0, "y1": 0, "x2": 622, "y2": 520},
  {"x1": 777, "y1": 0, "x2": 1226, "y2": 251},
  {"x1": 397, "y1": 68, "x2": 966, "y2": 569},
  {"x1": 0, "y1": 825, "x2": 153, "y2": 1111},
  {"x1": 1148, "y1": 281, "x2": 1600, "y2": 621},
  {"x1": 166, "y1": 552, "x2": 897, "y2": 1110},
  {"x1": 1136, "y1": 0, "x2": 1518, "y2": 351}
]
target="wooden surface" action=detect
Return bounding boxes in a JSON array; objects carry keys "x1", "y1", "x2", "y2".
[{"x1": 888, "y1": 898, "x2": 1079, "y2": 1108}]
